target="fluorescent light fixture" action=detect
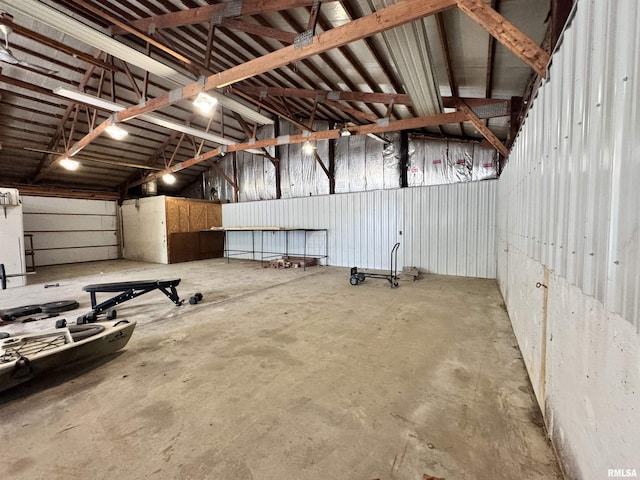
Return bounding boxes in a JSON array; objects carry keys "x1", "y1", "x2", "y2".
[
  {"x1": 105, "y1": 123, "x2": 128, "y2": 140},
  {"x1": 193, "y1": 92, "x2": 218, "y2": 114},
  {"x1": 59, "y1": 157, "x2": 80, "y2": 171},
  {"x1": 162, "y1": 173, "x2": 176, "y2": 185},
  {"x1": 54, "y1": 87, "x2": 125, "y2": 112},
  {"x1": 302, "y1": 141, "x2": 316, "y2": 155},
  {"x1": 54, "y1": 88, "x2": 262, "y2": 154},
  {"x1": 14, "y1": 0, "x2": 272, "y2": 124}
]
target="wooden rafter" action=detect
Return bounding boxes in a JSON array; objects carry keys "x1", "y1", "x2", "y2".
[
  {"x1": 457, "y1": 101, "x2": 509, "y2": 157},
  {"x1": 206, "y1": 158, "x2": 238, "y2": 191},
  {"x1": 313, "y1": 8, "x2": 395, "y2": 119},
  {"x1": 230, "y1": 89, "x2": 311, "y2": 133},
  {"x1": 204, "y1": 21, "x2": 216, "y2": 69},
  {"x1": 457, "y1": 0, "x2": 550, "y2": 78},
  {"x1": 338, "y1": 1, "x2": 413, "y2": 118},
  {"x1": 110, "y1": 0, "x2": 335, "y2": 35},
  {"x1": 435, "y1": 12, "x2": 461, "y2": 135},
  {"x1": 60, "y1": 0, "x2": 459, "y2": 165},
  {"x1": 485, "y1": 0, "x2": 499, "y2": 100},
  {"x1": 232, "y1": 111, "x2": 278, "y2": 165},
  {"x1": 32, "y1": 53, "x2": 103, "y2": 182},
  {"x1": 324, "y1": 100, "x2": 378, "y2": 123},
  {"x1": 222, "y1": 19, "x2": 296, "y2": 44},
  {"x1": 68, "y1": 0, "x2": 192, "y2": 65},
  {"x1": 307, "y1": 0, "x2": 321, "y2": 33},
  {"x1": 277, "y1": 9, "x2": 386, "y2": 120},
  {"x1": 313, "y1": 151, "x2": 331, "y2": 179}
]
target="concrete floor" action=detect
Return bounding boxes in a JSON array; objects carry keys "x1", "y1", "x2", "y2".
[{"x1": 0, "y1": 259, "x2": 562, "y2": 480}]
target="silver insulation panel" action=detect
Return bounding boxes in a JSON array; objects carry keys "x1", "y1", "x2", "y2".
[{"x1": 204, "y1": 121, "x2": 497, "y2": 202}]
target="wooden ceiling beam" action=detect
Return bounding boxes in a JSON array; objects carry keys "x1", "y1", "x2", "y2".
[
  {"x1": 232, "y1": 85, "x2": 412, "y2": 105},
  {"x1": 222, "y1": 19, "x2": 296, "y2": 44},
  {"x1": 456, "y1": 0, "x2": 550, "y2": 78},
  {"x1": 338, "y1": 1, "x2": 414, "y2": 117},
  {"x1": 204, "y1": 0, "x2": 457, "y2": 90},
  {"x1": 61, "y1": 0, "x2": 458, "y2": 165},
  {"x1": 69, "y1": 0, "x2": 192, "y2": 65},
  {"x1": 110, "y1": 0, "x2": 335, "y2": 35},
  {"x1": 324, "y1": 100, "x2": 377, "y2": 123},
  {"x1": 277, "y1": 8, "x2": 386, "y2": 120},
  {"x1": 128, "y1": 110, "x2": 467, "y2": 190},
  {"x1": 230, "y1": 89, "x2": 311, "y2": 133},
  {"x1": 435, "y1": 12, "x2": 459, "y2": 135},
  {"x1": 457, "y1": 101, "x2": 509, "y2": 157},
  {"x1": 0, "y1": 183, "x2": 120, "y2": 200}
]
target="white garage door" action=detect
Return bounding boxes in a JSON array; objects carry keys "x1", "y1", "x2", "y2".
[{"x1": 22, "y1": 196, "x2": 119, "y2": 266}]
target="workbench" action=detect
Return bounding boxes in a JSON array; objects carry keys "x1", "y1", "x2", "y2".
[{"x1": 219, "y1": 227, "x2": 328, "y2": 270}]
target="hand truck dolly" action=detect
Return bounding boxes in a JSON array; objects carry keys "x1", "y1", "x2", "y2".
[{"x1": 349, "y1": 242, "x2": 400, "y2": 288}]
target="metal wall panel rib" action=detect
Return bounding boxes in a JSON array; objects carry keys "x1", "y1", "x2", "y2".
[{"x1": 499, "y1": 0, "x2": 640, "y2": 328}]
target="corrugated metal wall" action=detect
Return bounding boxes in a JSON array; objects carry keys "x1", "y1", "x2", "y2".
[
  {"x1": 224, "y1": 180, "x2": 497, "y2": 278},
  {"x1": 498, "y1": 0, "x2": 640, "y2": 328}
]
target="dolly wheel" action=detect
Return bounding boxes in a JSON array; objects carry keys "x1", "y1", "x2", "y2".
[
  {"x1": 357, "y1": 273, "x2": 366, "y2": 282},
  {"x1": 349, "y1": 276, "x2": 359, "y2": 286},
  {"x1": 189, "y1": 296, "x2": 198, "y2": 305},
  {"x1": 106, "y1": 309, "x2": 117, "y2": 320},
  {"x1": 392, "y1": 280, "x2": 399, "y2": 288}
]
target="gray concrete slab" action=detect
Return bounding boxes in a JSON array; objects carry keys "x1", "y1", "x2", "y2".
[{"x1": 0, "y1": 259, "x2": 562, "y2": 479}]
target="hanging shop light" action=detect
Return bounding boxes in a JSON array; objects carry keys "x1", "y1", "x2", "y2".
[
  {"x1": 59, "y1": 157, "x2": 80, "y2": 171},
  {"x1": 302, "y1": 141, "x2": 316, "y2": 155},
  {"x1": 193, "y1": 92, "x2": 218, "y2": 115},
  {"x1": 162, "y1": 173, "x2": 176, "y2": 185},
  {"x1": 105, "y1": 123, "x2": 128, "y2": 140}
]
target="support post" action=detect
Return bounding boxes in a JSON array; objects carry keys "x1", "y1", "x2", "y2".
[
  {"x1": 232, "y1": 152, "x2": 239, "y2": 203},
  {"x1": 328, "y1": 137, "x2": 336, "y2": 194},
  {"x1": 273, "y1": 120, "x2": 282, "y2": 199},
  {"x1": 400, "y1": 131, "x2": 409, "y2": 188}
]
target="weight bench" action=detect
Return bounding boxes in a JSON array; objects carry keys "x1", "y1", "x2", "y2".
[{"x1": 78, "y1": 279, "x2": 183, "y2": 323}]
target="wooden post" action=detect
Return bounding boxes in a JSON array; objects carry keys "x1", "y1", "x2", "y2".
[
  {"x1": 232, "y1": 152, "x2": 239, "y2": 203},
  {"x1": 273, "y1": 120, "x2": 282, "y2": 200},
  {"x1": 400, "y1": 131, "x2": 409, "y2": 188},
  {"x1": 328, "y1": 137, "x2": 336, "y2": 195}
]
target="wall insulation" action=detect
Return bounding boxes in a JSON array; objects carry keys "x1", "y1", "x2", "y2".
[
  {"x1": 223, "y1": 180, "x2": 496, "y2": 279},
  {"x1": 21, "y1": 196, "x2": 118, "y2": 266},
  {"x1": 204, "y1": 120, "x2": 497, "y2": 202},
  {"x1": 497, "y1": 0, "x2": 640, "y2": 478}
]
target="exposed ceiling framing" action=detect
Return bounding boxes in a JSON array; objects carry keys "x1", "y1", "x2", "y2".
[{"x1": 0, "y1": 0, "x2": 558, "y2": 198}]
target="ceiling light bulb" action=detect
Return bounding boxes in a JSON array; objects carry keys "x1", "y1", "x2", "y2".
[
  {"x1": 59, "y1": 157, "x2": 80, "y2": 171},
  {"x1": 162, "y1": 173, "x2": 176, "y2": 185},
  {"x1": 105, "y1": 123, "x2": 128, "y2": 140},
  {"x1": 193, "y1": 92, "x2": 218, "y2": 114},
  {"x1": 302, "y1": 141, "x2": 315, "y2": 155},
  {"x1": 340, "y1": 126, "x2": 352, "y2": 137}
]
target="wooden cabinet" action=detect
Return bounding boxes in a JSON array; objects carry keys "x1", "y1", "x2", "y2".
[
  {"x1": 165, "y1": 197, "x2": 223, "y2": 264},
  {"x1": 122, "y1": 196, "x2": 223, "y2": 264},
  {"x1": 168, "y1": 231, "x2": 224, "y2": 264}
]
